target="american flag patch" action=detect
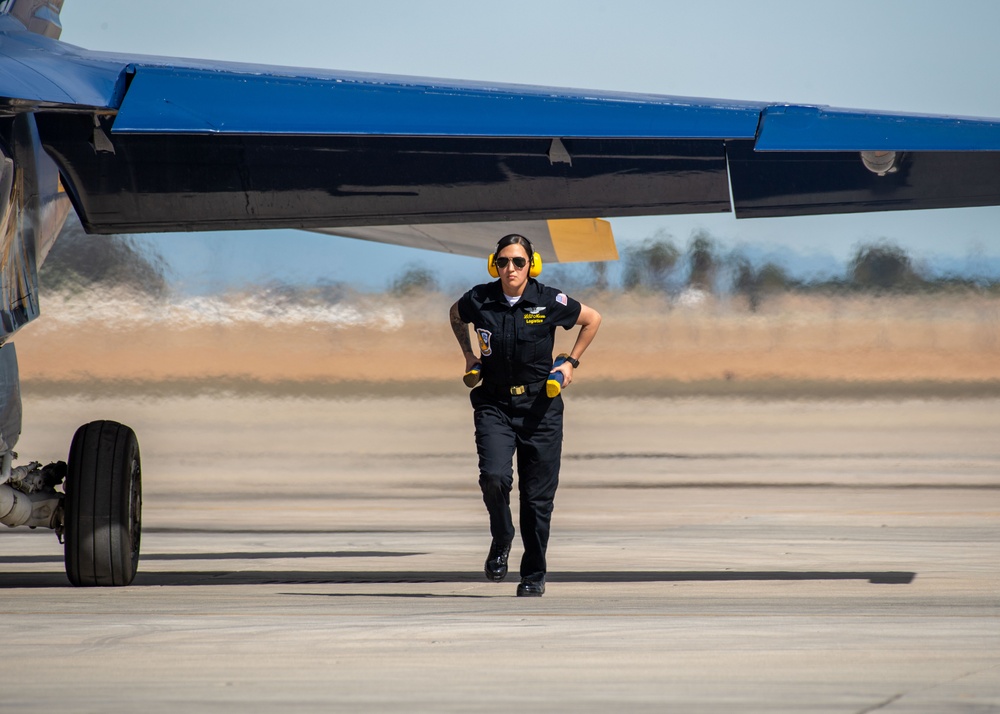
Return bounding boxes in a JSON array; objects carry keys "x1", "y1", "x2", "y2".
[{"x1": 556, "y1": 293, "x2": 568, "y2": 306}]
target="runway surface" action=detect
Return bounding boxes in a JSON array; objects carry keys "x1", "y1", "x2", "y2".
[{"x1": 3, "y1": 395, "x2": 999, "y2": 712}]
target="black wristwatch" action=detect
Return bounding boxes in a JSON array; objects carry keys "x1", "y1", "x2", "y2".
[{"x1": 562, "y1": 355, "x2": 580, "y2": 369}]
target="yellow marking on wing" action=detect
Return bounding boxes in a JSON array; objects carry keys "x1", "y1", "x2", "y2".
[{"x1": 547, "y1": 218, "x2": 618, "y2": 263}]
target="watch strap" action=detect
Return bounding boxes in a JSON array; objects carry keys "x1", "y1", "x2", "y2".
[{"x1": 559, "y1": 354, "x2": 580, "y2": 369}]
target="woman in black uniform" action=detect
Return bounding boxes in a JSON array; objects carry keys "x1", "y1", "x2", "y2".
[{"x1": 449, "y1": 234, "x2": 601, "y2": 596}]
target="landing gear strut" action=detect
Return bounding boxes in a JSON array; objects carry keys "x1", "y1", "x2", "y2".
[{"x1": 63, "y1": 421, "x2": 142, "y2": 587}]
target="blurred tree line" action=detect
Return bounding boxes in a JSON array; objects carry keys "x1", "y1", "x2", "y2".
[
  {"x1": 552, "y1": 231, "x2": 1000, "y2": 309},
  {"x1": 40, "y1": 214, "x2": 1000, "y2": 305},
  {"x1": 40, "y1": 213, "x2": 169, "y2": 297}
]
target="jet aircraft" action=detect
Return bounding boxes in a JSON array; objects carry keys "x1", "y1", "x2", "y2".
[{"x1": 1, "y1": 0, "x2": 998, "y2": 586}]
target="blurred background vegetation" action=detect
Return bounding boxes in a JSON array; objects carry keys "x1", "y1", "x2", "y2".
[{"x1": 41, "y1": 214, "x2": 1000, "y2": 306}]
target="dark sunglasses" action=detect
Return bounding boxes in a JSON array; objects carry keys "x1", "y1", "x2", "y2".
[{"x1": 495, "y1": 256, "x2": 528, "y2": 269}]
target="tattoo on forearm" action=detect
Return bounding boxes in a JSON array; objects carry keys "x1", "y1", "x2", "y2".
[{"x1": 450, "y1": 305, "x2": 474, "y2": 354}]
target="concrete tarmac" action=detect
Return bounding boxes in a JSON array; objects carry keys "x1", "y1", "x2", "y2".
[{"x1": 2, "y1": 395, "x2": 999, "y2": 712}]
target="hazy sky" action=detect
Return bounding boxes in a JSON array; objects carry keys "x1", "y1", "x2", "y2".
[{"x1": 58, "y1": 1, "x2": 1000, "y2": 292}]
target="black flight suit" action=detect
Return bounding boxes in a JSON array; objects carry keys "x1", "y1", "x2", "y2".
[{"x1": 457, "y1": 278, "x2": 582, "y2": 583}]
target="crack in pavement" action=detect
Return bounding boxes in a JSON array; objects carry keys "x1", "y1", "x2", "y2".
[{"x1": 855, "y1": 663, "x2": 1000, "y2": 714}]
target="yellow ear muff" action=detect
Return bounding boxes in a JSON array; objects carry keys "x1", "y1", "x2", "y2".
[
  {"x1": 529, "y1": 253, "x2": 543, "y2": 278},
  {"x1": 487, "y1": 253, "x2": 499, "y2": 278}
]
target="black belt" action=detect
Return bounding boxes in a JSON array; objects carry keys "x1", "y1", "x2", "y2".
[{"x1": 481, "y1": 380, "x2": 547, "y2": 398}]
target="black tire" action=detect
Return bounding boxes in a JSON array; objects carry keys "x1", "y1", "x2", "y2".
[{"x1": 64, "y1": 421, "x2": 142, "y2": 586}]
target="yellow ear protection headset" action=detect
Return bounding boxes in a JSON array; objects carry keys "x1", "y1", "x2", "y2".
[{"x1": 487, "y1": 234, "x2": 543, "y2": 278}]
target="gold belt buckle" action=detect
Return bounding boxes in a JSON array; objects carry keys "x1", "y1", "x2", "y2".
[{"x1": 509, "y1": 385, "x2": 526, "y2": 396}]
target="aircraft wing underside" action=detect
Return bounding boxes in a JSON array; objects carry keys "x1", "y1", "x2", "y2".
[{"x1": 3, "y1": 14, "x2": 1000, "y2": 240}]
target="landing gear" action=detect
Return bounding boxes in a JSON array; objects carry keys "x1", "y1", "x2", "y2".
[{"x1": 63, "y1": 421, "x2": 142, "y2": 587}]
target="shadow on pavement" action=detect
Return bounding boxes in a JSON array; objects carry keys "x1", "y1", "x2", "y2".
[
  {"x1": 0, "y1": 551, "x2": 423, "y2": 564},
  {"x1": 0, "y1": 568, "x2": 916, "y2": 588}
]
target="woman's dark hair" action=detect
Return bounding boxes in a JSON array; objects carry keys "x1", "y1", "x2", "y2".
[{"x1": 495, "y1": 233, "x2": 534, "y2": 261}]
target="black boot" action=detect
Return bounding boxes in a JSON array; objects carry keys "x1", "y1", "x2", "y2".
[
  {"x1": 516, "y1": 578, "x2": 545, "y2": 597},
  {"x1": 484, "y1": 540, "x2": 511, "y2": 582}
]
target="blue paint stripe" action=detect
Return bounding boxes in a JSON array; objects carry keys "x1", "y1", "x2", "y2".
[
  {"x1": 756, "y1": 105, "x2": 1000, "y2": 151},
  {"x1": 112, "y1": 65, "x2": 764, "y2": 139}
]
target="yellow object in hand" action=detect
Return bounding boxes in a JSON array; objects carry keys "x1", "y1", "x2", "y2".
[{"x1": 463, "y1": 364, "x2": 482, "y2": 387}]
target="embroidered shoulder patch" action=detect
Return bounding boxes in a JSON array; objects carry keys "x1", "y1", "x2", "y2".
[
  {"x1": 476, "y1": 328, "x2": 493, "y2": 356},
  {"x1": 555, "y1": 293, "x2": 568, "y2": 306}
]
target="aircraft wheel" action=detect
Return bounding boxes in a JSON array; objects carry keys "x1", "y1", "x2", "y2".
[{"x1": 64, "y1": 421, "x2": 142, "y2": 586}]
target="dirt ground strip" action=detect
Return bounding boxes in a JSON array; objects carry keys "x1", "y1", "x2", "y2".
[{"x1": 14, "y1": 291, "x2": 1000, "y2": 386}]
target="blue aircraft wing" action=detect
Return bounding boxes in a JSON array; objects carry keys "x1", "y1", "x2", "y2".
[{"x1": 3, "y1": 12, "x2": 1000, "y2": 237}]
